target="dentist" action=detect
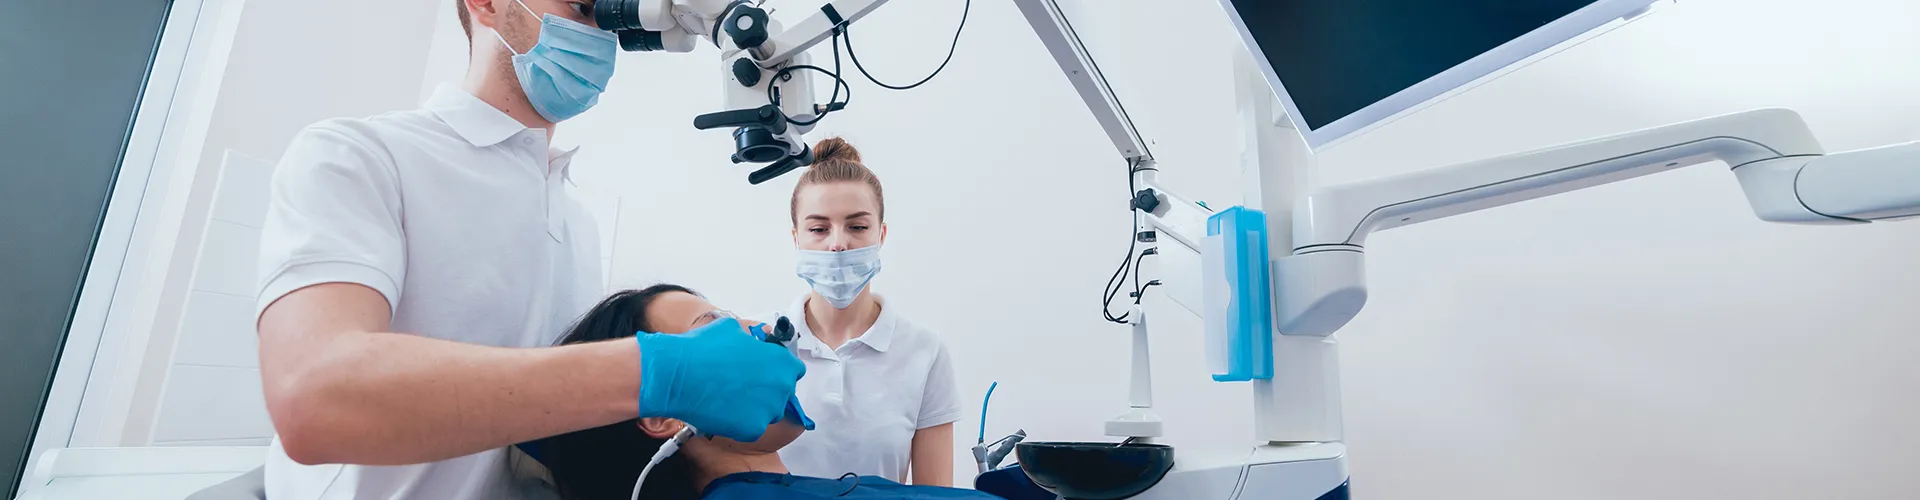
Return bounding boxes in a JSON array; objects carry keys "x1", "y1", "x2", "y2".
[{"x1": 253, "y1": 1, "x2": 800, "y2": 499}]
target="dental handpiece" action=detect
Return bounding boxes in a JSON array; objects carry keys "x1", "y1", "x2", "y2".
[{"x1": 762, "y1": 316, "x2": 797, "y2": 346}]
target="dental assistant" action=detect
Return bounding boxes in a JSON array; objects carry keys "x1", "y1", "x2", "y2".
[
  {"x1": 772, "y1": 138, "x2": 964, "y2": 486},
  {"x1": 252, "y1": 1, "x2": 801, "y2": 499}
]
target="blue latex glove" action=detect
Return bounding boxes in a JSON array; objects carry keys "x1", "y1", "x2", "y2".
[
  {"x1": 636, "y1": 317, "x2": 806, "y2": 441},
  {"x1": 746, "y1": 322, "x2": 815, "y2": 430},
  {"x1": 785, "y1": 393, "x2": 816, "y2": 431},
  {"x1": 742, "y1": 321, "x2": 814, "y2": 430}
]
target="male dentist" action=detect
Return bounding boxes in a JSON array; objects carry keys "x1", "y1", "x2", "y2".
[{"x1": 253, "y1": 1, "x2": 801, "y2": 498}]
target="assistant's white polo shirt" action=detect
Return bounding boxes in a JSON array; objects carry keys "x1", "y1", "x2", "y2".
[
  {"x1": 254, "y1": 85, "x2": 601, "y2": 500},
  {"x1": 771, "y1": 295, "x2": 964, "y2": 483}
]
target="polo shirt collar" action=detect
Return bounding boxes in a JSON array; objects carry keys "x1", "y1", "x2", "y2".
[
  {"x1": 552, "y1": 147, "x2": 580, "y2": 184},
  {"x1": 426, "y1": 85, "x2": 534, "y2": 148},
  {"x1": 427, "y1": 85, "x2": 579, "y2": 183},
  {"x1": 789, "y1": 295, "x2": 896, "y2": 355}
]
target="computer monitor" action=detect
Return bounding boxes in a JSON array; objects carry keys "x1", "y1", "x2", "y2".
[{"x1": 1219, "y1": 0, "x2": 1662, "y2": 149}]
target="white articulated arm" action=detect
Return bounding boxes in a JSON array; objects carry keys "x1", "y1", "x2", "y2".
[
  {"x1": 1276, "y1": 108, "x2": 1920, "y2": 337},
  {"x1": 756, "y1": 0, "x2": 890, "y2": 67},
  {"x1": 1135, "y1": 178, "x2": 1214, "y2": 255},
  {"x1": 1790, "y1": 141, "x2": 1920, "y2": 221}
]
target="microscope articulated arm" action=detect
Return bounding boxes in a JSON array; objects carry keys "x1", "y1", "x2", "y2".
[
  {"x1": 1275, "y1": 108, "x2": 1920, "y2": 337},
  {"x1": 754, "y1": 0, "x2": 889, "y2": 67}
]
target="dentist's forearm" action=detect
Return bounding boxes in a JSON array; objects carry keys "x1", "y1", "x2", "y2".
[{"x1": 258, "y1": 283, "x2": 641, "y2": 466}]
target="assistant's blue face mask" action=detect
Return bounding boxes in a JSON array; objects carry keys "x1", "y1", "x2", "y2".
[{"x1": 492, "y1": 0, "x2": 618, "y2": 122}]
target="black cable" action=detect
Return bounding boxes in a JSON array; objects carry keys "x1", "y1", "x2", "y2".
[
  {"x1": 835, "y1": 472, "x2": 862, "y2": 496},
  {"x1": 1101, "y1": 160, "x2": 1154, "y2": 324},
  {"x1": 841, "y1": 0, "x2": 970, "y2": 90},
  {"x1": 1130, "y1": 250, "x2": 1147, "y2": 300},
  {"x1": 1109, "y1": 163, "x2": 1168, "y2": 319},
  {"x1": 1100, "y1": 242, "x2": 1134, "y2": 323},
  {"x1": 770, "y1": 31, "x2": 851, "y2": 127},
  {"x1": 827, "y1": 30, "x2": 845, "y2": 106},
  {"x1": 1135, "y1": 280, "x2": 1162, "y2": 304},
  {"x1": 1130, "y1": 249, "x2": 1158, "y2": 303},
  {"x1": 770, "y1": 65, "x2": 848, "y2": 126},
  {"x1": 1123, "y1": 164, "x2": 1158, "y2": 305},
  {"x1": 1099, "y1": 225, "x2": 1136, "y2": 323},
  {"x1": 1131, "y1": 250, "x2": 1162, "y2": 305},
  {"x1": 1100, "y1": 209, "x2": 1137, "y2": 320}
]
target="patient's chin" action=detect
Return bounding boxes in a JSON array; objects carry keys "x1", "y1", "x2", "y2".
[{"x1": 712, "y1": 421, "x2": 805, "y2": 454}]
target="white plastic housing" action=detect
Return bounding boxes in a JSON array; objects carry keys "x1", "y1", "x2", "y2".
[
  {"x1": 650, "y1": 0, "x2": 736, "y2": 45},
  {"x1": 1137, "y1": 179, "x2": 1213, "y2": 255},
  {"x1": 637, "y1": 0, "x2": 676, "y2": 31},
  {"x1": 1797, "y1": 141, "x2": 1920, "y2": 220},
  {"x1": 1272, "y1": 250, "x2": 1365, "y2": 339},
  {"x1": 658, "y1": 29, "x2": 697, "y2": 52},
  {"x1": 1155, "y1": 241, "x2": 1204, "y2": 317},
  {"x1": 717, "y1": 17, "x2": 817, "y2": 157}
]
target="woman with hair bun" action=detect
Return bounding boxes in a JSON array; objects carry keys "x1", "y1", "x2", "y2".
[{"x1": 773, "y1": 137, "x2": 963, "y2": 486}]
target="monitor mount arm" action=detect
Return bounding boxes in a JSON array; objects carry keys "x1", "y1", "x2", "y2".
[{"x1": 1275, "y1": 108, "x2": 1920, "y2": 337}]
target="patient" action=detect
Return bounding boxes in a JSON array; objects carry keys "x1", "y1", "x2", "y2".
[{"x1": 537, "y1": 285, "x2": 997, "y2": 500}]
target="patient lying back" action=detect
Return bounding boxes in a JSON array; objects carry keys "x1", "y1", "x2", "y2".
[{"x1": 538, "y1": 285, "x2": 999, "y2": 500}]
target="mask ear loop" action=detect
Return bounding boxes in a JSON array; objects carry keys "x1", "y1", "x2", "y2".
[
  {"x1": 490, "y1": 0, "x2": 544, "y2": 55},
  {"x1": 490, "y1": 24, "x2": 526, "y2": 56},
  {"x1": 513, "y1": 0, "x2": 540, "y2": 19}
]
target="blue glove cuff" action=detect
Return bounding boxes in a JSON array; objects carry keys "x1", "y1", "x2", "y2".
[
  {"x1": 635, "y1": 331, "x2": 681, "y2": 420},
  {"x1": 785, "y1": 394, "x2": 815, "y2": 431}
]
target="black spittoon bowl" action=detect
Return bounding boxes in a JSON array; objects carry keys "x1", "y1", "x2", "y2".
[{"x1": 1015, "y1": 441, "x2": 1175, "y2": 500}]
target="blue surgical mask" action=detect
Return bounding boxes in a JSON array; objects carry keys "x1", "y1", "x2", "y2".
[
  {"x1": 796, "y1": 245, "x2": 883, "y2": 309},
  {"x1": 492, "y1": 0, "x2": 618, "y2": 122}
]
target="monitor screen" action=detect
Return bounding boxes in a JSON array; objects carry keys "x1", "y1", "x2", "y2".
[{"x1": 1222, "y1": 0, "x2": 1658, "y2": 148}]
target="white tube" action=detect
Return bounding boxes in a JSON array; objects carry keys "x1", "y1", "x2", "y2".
[{"x1": 1129, "y1": 304, "x2": 1153, "y2": 409}]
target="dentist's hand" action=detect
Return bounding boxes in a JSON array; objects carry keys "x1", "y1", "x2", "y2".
[{"x1": 635, "y1": 317, "x2": 805, "y2": 441}]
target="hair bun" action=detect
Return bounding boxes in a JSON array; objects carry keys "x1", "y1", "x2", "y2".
[{"x1": 813, "y1": 137, "x2": 862, "y2": 164}]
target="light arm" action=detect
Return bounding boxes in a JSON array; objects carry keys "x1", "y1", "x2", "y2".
[
  {"x1": 1275, "y1": 108, "x2": 1920, "y2": 337},
  {"x1": 1010, "y1": 0, "x2": 1154, "y2": 162}
]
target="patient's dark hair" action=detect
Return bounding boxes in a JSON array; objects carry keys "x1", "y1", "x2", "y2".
[{"x1": 541, "y1": 285, "x2": 701, "y2": 500}]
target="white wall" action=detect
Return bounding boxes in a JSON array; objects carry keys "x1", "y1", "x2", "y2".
[
  {"x1": 419, "y1": 0, "x2": 474, "y2": 103},
  {"x1": 145, "y1": 151, "x2": 278, "y2": 447},
  {"x1": 415, "y1": 0, "x2": 1920, "y2": 498},
  {"x1": 89, "y1": 0, "x2": 446, "y2": 447}
]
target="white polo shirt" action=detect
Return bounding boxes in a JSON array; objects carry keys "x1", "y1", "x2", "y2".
[
  {"x1": 771, "y1": 295, "x2": 964, "y2": 483},
  {"x1": 254, "y1": 85, "x2": 601, "y2": 500}
]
